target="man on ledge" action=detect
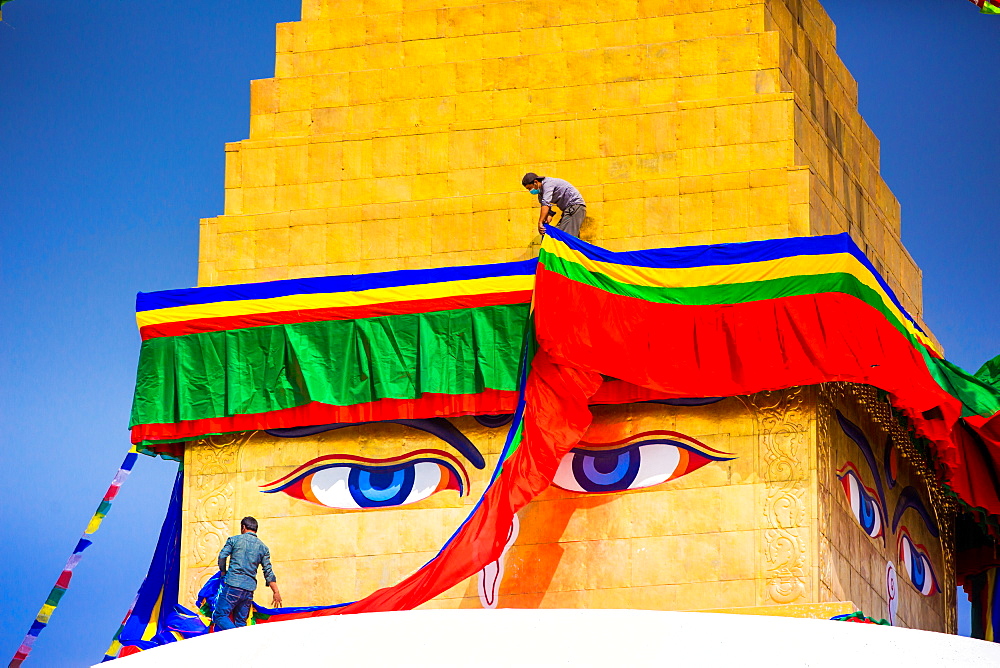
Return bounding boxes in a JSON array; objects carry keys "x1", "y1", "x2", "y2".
[
  {"x1": 522, "y1": 172, "x2": 586, "y2": 237},
  {"x1": 214, "y1": 516, "x2": 282, "y2": 630}
]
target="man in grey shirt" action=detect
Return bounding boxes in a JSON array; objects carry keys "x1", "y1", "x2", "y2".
[
  {"x1": 522, "y1": 172, "x2": 586, "y2": 237},
  {"x1": 214, "y1": 516, "x2": 282, "y2": 630}
]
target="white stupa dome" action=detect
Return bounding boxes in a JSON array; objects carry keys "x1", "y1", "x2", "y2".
[{"x1": 98, "y1": 608, "x2": 1000, "y2": 667}]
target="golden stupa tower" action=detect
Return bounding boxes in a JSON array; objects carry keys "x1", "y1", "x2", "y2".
[{"x1": 182, "y1": 0, "x2": 953, "y2": 633}]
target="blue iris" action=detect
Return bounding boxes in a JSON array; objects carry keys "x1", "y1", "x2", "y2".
[
  {"x1": 908, "y1": 543, "x2": 927, "y2": 590},
  {"x1": 571, "y1": 446, "x2": 640, "y2": 493},
  {"x1": 348, "y1": 465, "x2": 415, "y2": 508},
  {"x1": 858, "y1": 493, "x2": 878, "y2": 535}
]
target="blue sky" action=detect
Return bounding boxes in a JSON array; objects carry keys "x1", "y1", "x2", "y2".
[{"x1": 0, "y1": 2, "x2": 996, "y2": 665}]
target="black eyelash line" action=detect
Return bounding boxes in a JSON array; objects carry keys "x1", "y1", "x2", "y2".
[{"x1": 570, "y1": 438, "x2": 734, "y2": 460}]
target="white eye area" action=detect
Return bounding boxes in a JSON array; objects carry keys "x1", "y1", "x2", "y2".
[
  {"x1": 631, "y1": 444, "x2": 681, "y2": 488},
  {"x1": 311, "y1": 467, "x2": 351, "y2": 507},
  {"x1": 407, "y1": 462, "x2": 445, "y2": 503},
  {"x1": 310, "y1": 462, "x2": 444, "y2": 509},
  {"x1": 846, "y1": 474, "x2": 862, "y2": 515},
  {"x1": 899, "y1": 536, "x2": 937, "y2": 596},
  {"x1": 840, "y1": 470, "x2": 882, "y2": 538},
  {"x1": 553, "y1": 443, "x2": 681, "y2": 494}
]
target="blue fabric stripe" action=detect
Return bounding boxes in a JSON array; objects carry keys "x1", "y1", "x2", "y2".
[
  {"x1": 122, "y1": 452, "x2": 139, "y2": 470},
  {"x1": 544, "y1": 226, "x2": 924, "y2": 334},
  {"x1": 73, "y1": 538, "x2": 93, "y2": 554},
  {"x1": 118, "y1": 468, "x2": 183, "y2": 649},
  {"x1": 136, "y1": 259, "x2": 538, "y2": 312},
  {"x1": 546, "y1": 225, "x2": 860, "y2": 267}
]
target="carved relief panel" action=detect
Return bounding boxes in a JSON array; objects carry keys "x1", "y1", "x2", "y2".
[
  {"x1": 181, "y1": 432, "x2": 253, "y2": 607},
  {"x1": 740, "y1": 388, "x2": 814, "y2": 606}
]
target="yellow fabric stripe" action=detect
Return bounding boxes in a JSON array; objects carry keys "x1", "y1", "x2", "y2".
[
  {"x1": 37, "y1": 604, "x2": 56, "y2": 624},
  {"x1": 141, "y1": 590, "x2": 164, "y2": 642},
  {"x1": 85, "y1": 514, "x2": 104, "y2": 534},
  {"x1": 104, "y1": 640, "x2": 122, "y2": 657},
  {"x1": 137, "y1": 275, "x2": 534, "y2": 328},
  {"x1": 543, "y1": 237, "x2": 939, "y2": 354}
]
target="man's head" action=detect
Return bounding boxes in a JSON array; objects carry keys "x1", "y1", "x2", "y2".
[
  {"x1": 521, "y1": 172, "x2": 543, "y2": 193},
  {"x1": 240, "y1": 516, "x2": 258, "y2": 533}
]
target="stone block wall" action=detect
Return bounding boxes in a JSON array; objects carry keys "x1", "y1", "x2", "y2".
[{"x1": 198, "y1": 0, "x2": 926, "y2": 327}]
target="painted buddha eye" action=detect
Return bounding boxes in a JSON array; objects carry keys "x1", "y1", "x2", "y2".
[
  {"x1": 898, "y1": 529, "x2": 939, "y2": 596},
  {"x1": 552, "y1": 431, "x2": 734, "y2": 494},
  {"x1": 837, "y1": 463, "x2": 884, "y2": 539},
  {"x1": 261, "y1": 450, "x2": 468, "y2": 510}
]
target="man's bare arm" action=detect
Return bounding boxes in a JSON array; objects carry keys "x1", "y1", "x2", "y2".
[
  {"x1": 268, "y1": 581, "x2": 282, "y2": 608},
  {"x1": 537, "y1": 204, "x2": 553, "y2": 234}
]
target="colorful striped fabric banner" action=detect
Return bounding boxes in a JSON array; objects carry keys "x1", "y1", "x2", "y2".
[
  {"x1": 10, "y1": 447, "x2": 139, "y2": 668},
  {"x1": 253, "y1": 226, "x2": 1000, "y2": 617},
  {"x1": 532, "y1": 228, "x2": 1000, "y2": 505},
  {"x1": 537, "y1": 228, "x2": 942, "y2": 356},
  {"x1": 130, "y1": 260, "x2": 535, "y2": 451}
]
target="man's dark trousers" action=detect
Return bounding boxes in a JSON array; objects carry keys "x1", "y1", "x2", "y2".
[{"x1": 214, "y1": 582, "x2": 254, "y2": 630}]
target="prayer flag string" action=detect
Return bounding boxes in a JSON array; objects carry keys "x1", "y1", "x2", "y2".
[
  {"x1": 9, "y1": 446, "x2": 139, "y2": 668},
  {"x1": 969, "y1": 0, "x2": 1000, "y2": 14}
]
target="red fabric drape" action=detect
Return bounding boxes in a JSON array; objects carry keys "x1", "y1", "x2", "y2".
[
  {"x1": 534, "y1": 268, "x2": 972, "y2": 486},
  {"x1": 273, "y1": 350, "x2": 602, "y2": 619},
  {"x1": 951, "y1": 417, "x2": 1000, "y2": 516}
]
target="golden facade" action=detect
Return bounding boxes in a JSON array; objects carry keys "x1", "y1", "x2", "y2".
[
  {"x1": 182, "y1": 0, "x2": 952, "y2": 631},
  {"x1": 182, "y1": 387, "x2": 952, "y2": 629}
]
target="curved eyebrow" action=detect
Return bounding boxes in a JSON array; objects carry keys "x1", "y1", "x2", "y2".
[
  {"x1": 891, "y1": 486, "x2": 939, "y2": 538},
  {"x1": 265, "y1": 417, "x2": 486, "y2": 470},
  {"x1": 836, "y1": 411, "x2": 887, "y2": 517}
]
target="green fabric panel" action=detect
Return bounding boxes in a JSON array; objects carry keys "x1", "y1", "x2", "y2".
[
  {"x1": 929, "y1": 356, "x2": 1000, "y2": 418},
  {"x1": 540, "y1": 250, "x2": 917, "y2": 344},
  {"x1": 974, "y1": 353, "x2": 1000, "y2": 389},
  {"x1": 130, "y1": 304, "x2": 530, "y2": 427}
]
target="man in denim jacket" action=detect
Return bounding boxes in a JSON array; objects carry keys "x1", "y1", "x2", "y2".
[{"x1": 214, "y1": 516, "x2": 282, "y2": 630}]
